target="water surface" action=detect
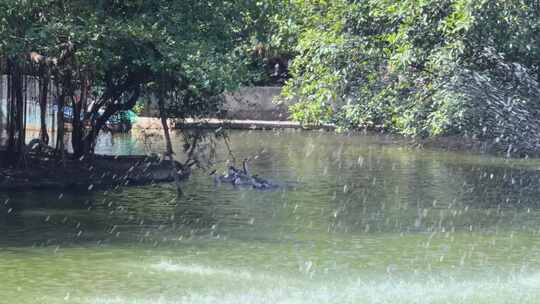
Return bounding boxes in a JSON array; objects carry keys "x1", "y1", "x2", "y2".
[{"x1": 2, "y1": 130, "x2": 540, "y2": 303}]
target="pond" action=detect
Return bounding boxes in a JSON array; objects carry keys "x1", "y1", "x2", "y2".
[{"x1": 2, "y1": 129, "x2": 540, "y2": 303}]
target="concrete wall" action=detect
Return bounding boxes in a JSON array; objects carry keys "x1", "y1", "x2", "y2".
[
  {"x1": 223, "y1": 87, "x2": 290, "y2": 121},
  {"x1": 139, "y1": 86, "x2": 292, "y2": 121}
]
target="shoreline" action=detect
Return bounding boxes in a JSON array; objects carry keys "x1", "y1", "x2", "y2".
[
  {"x1": 1, "y1": 117, "x2": 527, "y2": 158},
  {"x1": 131, "y1": 117, "x2": 335, "y2": 131},
  {"x1": 0, "y1": 116, "x2": 503, "y2": 152},
  {"x1": 0, "y1": 154, "x2": 189, "y2": 191}
]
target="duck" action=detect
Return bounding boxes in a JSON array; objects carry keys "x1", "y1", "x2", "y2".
[
  {"x1": 231, "y1": 160, "x2": 253, "y2": 186},
  {"x1": 210, "y1": 160, "x2": 249, "y2": 185},
  {"x1": 242, "y1": 159, "x2": 278, "y2": 189},
  {"x1": 210, "y1": 159, "x2": 279, "y2": 190},
  {"x1": 242, "y1": 158, "x2": 249, "y2": 175},
  {"x1": 210, "y1": 166, "x2": 237, "y2": 184},
  {"x1": 252, "y1": 174, "x2": 279, "y2": 190}
]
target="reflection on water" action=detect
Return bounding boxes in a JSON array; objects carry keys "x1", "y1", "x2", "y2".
[{"x1": 2, "y1": 130, "x2": 540, "y2": 303}]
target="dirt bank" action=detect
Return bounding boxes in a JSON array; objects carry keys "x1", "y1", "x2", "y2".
[{"x1": 0, "y1": 153, "x2": 189, "y2": 191}]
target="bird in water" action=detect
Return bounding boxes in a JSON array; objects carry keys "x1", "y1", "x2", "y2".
[
  {"x1": 210, "y1": 159, "x2": 278, "y2": 190},
  {"x1": 250, "y1": 174, "x2": 277, "y2": 190},
  {"x1": 210, "y1": 159, "x2": 248, "y2": 184}
]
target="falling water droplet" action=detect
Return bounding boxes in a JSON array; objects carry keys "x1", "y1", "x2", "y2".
[{"x1": 305, "y1": 260, "x2": 313, "y2": 273}]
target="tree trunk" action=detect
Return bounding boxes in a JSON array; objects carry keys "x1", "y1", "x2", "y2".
[
  {"x1": 6, "y1": 65, "x2": 16, "y2": 161},
  {"x1": 80, "y1": 106, "x2": 112, "y2": 158},
  {"x1": 71, "y1": 75, "x2": 88, "y2": 158},
  {"x1": 80, "y1": 87, "x2": 140, "y2": 157},
  {"x1": 56, "y1": 84, "x2": 66, "y2": 164},
  {"x1": 6, "y1": 59, "x2": 25, "y2": 165},
  {"x1": 158, "y1": 92, "x2": 183, "y2": 196},
  {"x1": 38, "y1": 67, "x2": 50, "y2": 145}
]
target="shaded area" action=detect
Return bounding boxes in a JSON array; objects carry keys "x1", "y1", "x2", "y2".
[{"x1": 0, "y1": 154, "x2": 188, "y2": 191}]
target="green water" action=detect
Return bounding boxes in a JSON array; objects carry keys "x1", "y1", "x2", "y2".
[{"x1": 2, "y1": 130, "x2": 540, "y2": 303}]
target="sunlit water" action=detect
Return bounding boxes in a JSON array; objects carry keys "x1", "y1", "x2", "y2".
[{"x1": 2, "y1": 130, "x2": 540, "y2": 303}]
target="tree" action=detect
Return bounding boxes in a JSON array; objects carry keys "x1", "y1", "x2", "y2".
[
  {"x1": 0, "y1": 0, "x2": 265, "y2": 162},
  {"x1": 279, "y1": 0, "x2": 540, "y2": 154}
]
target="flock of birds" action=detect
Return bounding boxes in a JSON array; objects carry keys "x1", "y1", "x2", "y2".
[{"x1": 210, "y1": 159, "x2": 279, "y2": 190}]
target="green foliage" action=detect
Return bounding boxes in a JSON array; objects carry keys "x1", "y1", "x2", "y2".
[
  {"x1": 0, "y1": 0, "x2": 262, "y2": 101},
  {"x1": 234, "y1": 0, "x2": 298, "y2": 86},
  {"x1": 279, "y1": 0, "x2": 540, "y2": 153},
  {"x1": 0, "y1": 0, "x2": 269, "y2": 155},
  {"x1": 2, "y1": 0, "x2": 540, "y2": 155}
]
